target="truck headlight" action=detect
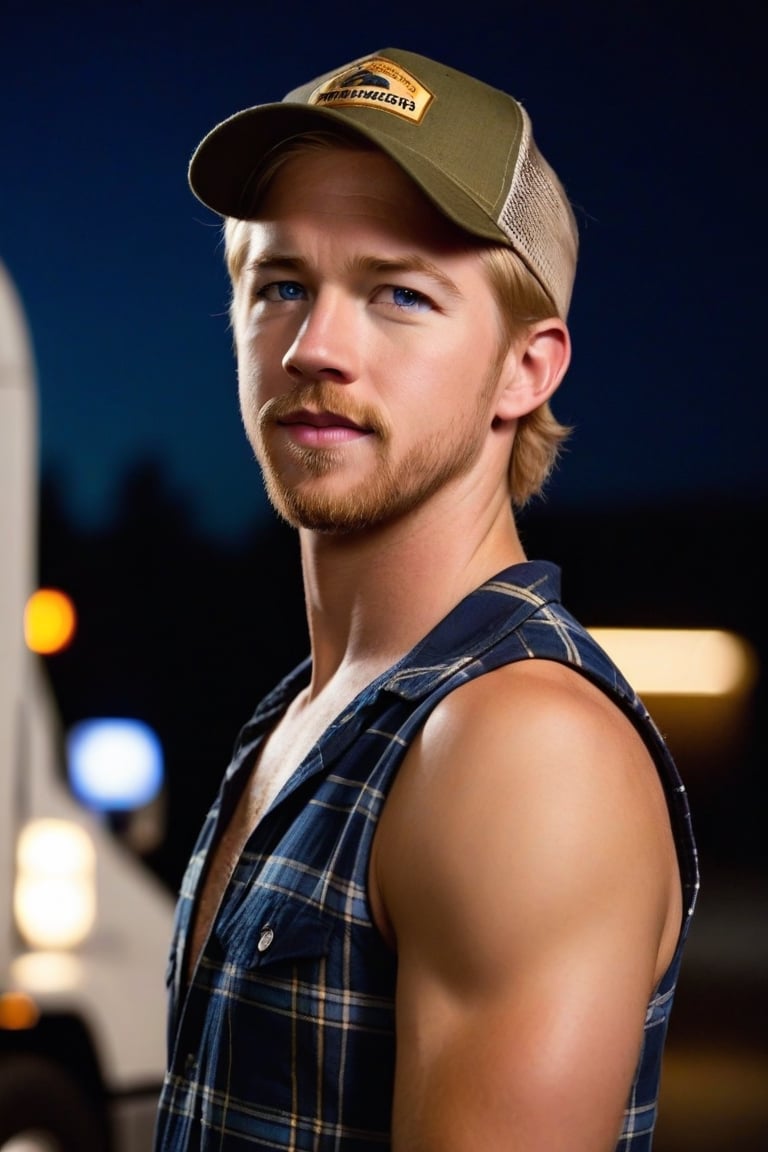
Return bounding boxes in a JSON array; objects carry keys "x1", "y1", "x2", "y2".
[{"x1": 14, "y1": 819, "x2": 96, "y2": 949}]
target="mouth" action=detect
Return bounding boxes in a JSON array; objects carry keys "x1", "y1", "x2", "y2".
[
  {"x1": 275, "y1": 407, "x2": 373, "y2": 447},
  {"x1": 277, "y1": 408, "x2": 370, "y2": 432}
]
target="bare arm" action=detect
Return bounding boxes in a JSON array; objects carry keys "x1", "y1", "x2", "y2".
[{"x1": 371, "y1": 659, "x2": 682, "y2": 1151}]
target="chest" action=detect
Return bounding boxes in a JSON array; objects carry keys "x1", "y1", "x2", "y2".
[{"x1": 186, "y1": 691, "x2": 359, "y2": 980}]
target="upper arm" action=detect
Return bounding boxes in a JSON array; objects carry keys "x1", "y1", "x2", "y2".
[{"x1": 371, "y1": 659, "x2": 682, "y2": 1152}]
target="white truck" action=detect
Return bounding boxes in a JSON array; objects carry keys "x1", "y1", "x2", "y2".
[{"x1": 0, "y1": 257, "x2": 175, "y2": 1151}]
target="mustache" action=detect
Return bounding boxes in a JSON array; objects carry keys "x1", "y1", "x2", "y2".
[{"x1": 260, "y1": 383, "x2": 389, "y2": 437}]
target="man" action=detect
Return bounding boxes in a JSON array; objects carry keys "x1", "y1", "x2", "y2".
[{"x1": 155, "y1": 47, "x2": 699, "y2": 1151}]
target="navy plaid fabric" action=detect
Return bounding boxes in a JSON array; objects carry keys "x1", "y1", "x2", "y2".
[{"x1": 154, "y1": 561, "x2": 699, "y2": 1151}]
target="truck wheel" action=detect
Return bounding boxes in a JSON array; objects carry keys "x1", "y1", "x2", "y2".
[{"x1": 0, "y1": 1054, "x2": 107, "y2": 1152}]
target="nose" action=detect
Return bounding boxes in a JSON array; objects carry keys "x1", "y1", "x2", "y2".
[{"x1": 282, "y1": 290, "x2": 358, "y2": 384}]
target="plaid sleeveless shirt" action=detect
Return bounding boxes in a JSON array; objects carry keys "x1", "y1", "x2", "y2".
[{"x1": 154, "y1": 561, "x2": 699, "y2": 1151}]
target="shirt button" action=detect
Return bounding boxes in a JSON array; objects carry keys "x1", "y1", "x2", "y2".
[
  {"x1": 184, "y1": 1052, "x2": 196, "y2": 1073},
  {"x1": 257, "y1": 925, "x2": 274, "y2": 953}
]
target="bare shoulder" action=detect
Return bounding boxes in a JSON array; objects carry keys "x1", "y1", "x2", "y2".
[
  {"x1": 382, "y1": 657, "x2": 673, "y2": 845},
  {"x1": 371, "y1": 657, "x2": 682, "y2": 983}
]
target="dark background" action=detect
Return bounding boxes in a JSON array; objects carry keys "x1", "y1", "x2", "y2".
[
  {"x1": 3, "y1": 0, "x2": 766, "y2": 541},
  {"x1": 3, "y1": 2, "x2": 767, "y2": 1147}
]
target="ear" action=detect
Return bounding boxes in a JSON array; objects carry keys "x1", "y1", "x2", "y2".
[{"x1": 494, "y1": 320, "x2": 572, "y2": 421}]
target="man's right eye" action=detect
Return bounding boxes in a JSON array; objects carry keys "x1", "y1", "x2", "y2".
[{"x1": 256, "y1": 281, "x2": 307, "y2": 302}]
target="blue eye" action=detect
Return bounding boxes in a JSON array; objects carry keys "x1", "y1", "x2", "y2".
[
  {"x1": 387, "y1": 286, "x2": 430, "y2": 311},
  {"x1": 258, "y1": 281, "x2": 306, "y2": 301}
]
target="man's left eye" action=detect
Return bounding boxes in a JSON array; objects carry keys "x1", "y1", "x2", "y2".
[{"x1": 386, "y1": 286, "x2": 430, "y2": 310}]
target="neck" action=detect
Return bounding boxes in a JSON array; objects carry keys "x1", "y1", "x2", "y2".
[{"x1": 297, "y1": 490, "x2": 527, "y2": 700}]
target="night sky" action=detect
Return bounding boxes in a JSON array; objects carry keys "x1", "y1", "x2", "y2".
[{"x1": 3, "y1": 0, "x2": 766, "y2": 543}]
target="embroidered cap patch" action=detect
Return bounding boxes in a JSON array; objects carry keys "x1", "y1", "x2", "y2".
[{"x1": 307, "y1": 56, "x2": 434, "y2": 124}]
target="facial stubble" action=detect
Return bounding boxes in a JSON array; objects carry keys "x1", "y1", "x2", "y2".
[{"x1": 246, "y1": 358, "x2": 507, "y2": 534}]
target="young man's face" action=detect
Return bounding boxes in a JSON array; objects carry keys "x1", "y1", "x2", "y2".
[{"x1": 230, "y1": 146, "x2": 516, "y2": 533}]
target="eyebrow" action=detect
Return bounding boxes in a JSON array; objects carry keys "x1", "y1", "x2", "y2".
[
  {"x1": 244, "y1": 252, "x2": 464, "y2": 299},
  {"x1": 244, "y1": 253, "x2": 303, "y2": 276},
  {"x1": 360, "y1": 255, "x2": 463, "y2": 299}
]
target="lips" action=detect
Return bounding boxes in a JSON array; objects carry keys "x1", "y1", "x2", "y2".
[{"x1": 277, "y1": 408, "x2": 367, "y2": 432}]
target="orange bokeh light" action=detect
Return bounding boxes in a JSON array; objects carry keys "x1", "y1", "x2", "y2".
[{"x1": 23, "y1": 589, "x2": 77, "y2": 654}]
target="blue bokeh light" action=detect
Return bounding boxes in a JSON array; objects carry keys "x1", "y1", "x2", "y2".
[{"x1": 67, "y1": 718, "x2": 164, "y2": 811}]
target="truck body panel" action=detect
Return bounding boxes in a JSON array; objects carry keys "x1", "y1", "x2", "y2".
[{"x1": 0, "y1": 258, "x2": 175, "y2": 1151}]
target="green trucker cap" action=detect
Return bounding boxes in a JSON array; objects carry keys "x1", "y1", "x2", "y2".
[{"x1": 188, "y1": 47, "x2": 579, "y2": 319}]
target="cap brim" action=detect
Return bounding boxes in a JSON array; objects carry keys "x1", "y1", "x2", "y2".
[{"x1": 188, "y1": 102, "x2": 505, "y2": 245}]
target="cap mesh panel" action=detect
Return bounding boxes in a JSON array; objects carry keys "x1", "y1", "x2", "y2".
[{"x1": 498, "y1": 111, "x2": 578, "y2": 318}]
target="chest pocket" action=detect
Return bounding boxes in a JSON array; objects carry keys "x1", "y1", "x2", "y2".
[
  {"x1": 217, "y1": 898, "x2": 333, "y2": 972},
  {"x1": 210, "y1": 895, "x2": 337, "y2": 972}
]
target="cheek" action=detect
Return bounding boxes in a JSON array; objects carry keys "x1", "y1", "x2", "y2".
[
  {"x1": 236, "y1": 330, "x2": 278, "y2": 403},
  {"x1": 236, "y1": 350, "x2": 266, "y2": 429},
  {"x1": 400, "y1": 327, "x2": 494, "y2": 408},
  {"x1": 235, "y1": 308, "x2": 293, "y2": 396}
]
